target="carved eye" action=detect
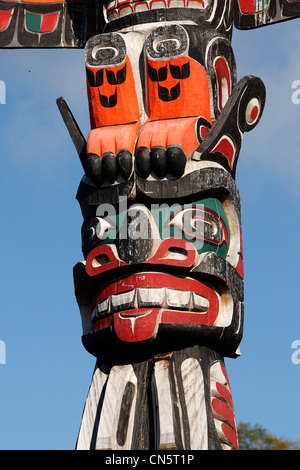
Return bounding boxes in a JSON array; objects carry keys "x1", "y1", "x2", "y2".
[
  {"x1": 82, "y1": 217, "x2": 115, "y2": 251},
  {"x1": 168, "y1": 207, "x2": 228, "y2": 246}
]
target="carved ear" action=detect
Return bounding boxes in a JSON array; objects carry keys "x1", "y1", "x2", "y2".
[
  {"x1": 233, "y1": 0, "x2": 300, "y2": 30},
  {"x1": 192, "y1": 75, "x2": 266, "y2": 178},
  {"x1": 205, "y1": 35, "x2": 237, "y2": 122}
]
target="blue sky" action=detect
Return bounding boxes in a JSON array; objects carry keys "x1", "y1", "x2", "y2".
[{"x1": 0, "y1": 18, "x2": 299, "y2": 450}]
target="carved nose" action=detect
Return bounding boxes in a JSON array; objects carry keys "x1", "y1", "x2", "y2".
[{"x1": 116, "y1": 205, "x2": 157, "y2": 264}]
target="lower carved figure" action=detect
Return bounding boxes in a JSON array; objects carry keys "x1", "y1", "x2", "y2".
[{"x1": 76, "y1": 346, "x2": 238, "y2": 450}]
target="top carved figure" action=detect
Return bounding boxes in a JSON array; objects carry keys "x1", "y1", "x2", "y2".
[
  {"x1": 1, "y1": 1, "x2": 297, "y2": 182},
  {"x1": 1, "y1": 1, "x2": 299, "y2": 181},
  {"x1": 1, "y1": 1, "x2": 300, "y2": 47},
  {"x1": 82, "y1": 0, "x2": 300, "y2": 182}
]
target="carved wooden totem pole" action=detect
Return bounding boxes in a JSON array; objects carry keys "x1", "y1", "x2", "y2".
[{"x1": 1, "y1": 0, "x2": 299, "y2": 451}]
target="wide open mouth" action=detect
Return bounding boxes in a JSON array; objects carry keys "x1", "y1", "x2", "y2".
[{"x1": 90, "y1": 271, "x2": 221, "y2": 342}]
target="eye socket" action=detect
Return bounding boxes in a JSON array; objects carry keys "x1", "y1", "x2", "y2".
[
  {"x1": 168, "y1": 207, "x2": 228, "y2": 246},
  {"x1": 82, "y1": 217, "x2": 115, "y2": 251}
]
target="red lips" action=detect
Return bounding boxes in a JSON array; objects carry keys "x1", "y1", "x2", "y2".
[{"x1": 91, "y1": 272, "x2": 219, "y2": 342}]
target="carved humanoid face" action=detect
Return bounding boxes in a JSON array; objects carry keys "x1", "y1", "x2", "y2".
[{"x1": 74, "y1": 166, "x2": 244, "y2": 360}]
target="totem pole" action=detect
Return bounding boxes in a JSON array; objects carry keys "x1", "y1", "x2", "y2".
[{"x1": 1, "y1": 0, "x2": 299, "y2": 451}]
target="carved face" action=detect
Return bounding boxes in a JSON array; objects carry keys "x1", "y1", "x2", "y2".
[
  {"x1": 74, "y1": 168, "x2": 244, "y2": 360},
  {"x1": 84, "y1": 197, "x2": 229, "y2": 338}
]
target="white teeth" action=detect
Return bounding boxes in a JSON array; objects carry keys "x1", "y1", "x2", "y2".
[
  {"x1": 98, "y1": 298, "x2": 110, "y2": 314},
  {"x1": 192, "y1": 292, "x2": 210, "y2": 312},
  {"x1": 92, "y1": 287, "x2": 210, "y2": 321},
  {"x1": 118, "y1": 6, "x2": 133, "y2": 18},
  {"x1": 168, "y1": 0, "x2": 185, "y2": 7},
  {"x1": 138, "y1": 288, "x2": 165, "y2": 308},
  {"x1": 92, "y1": 297, "x2": 109, "y2": 321},
  {"x1": 151, "y1": 1, "x2": 166, "y2": 9},
  {"x1": 107, "y1": 0, "x2": 207, "y2": 23},
  {"x1": 107, "y1": 10, "x2": 119, "y2": 21},
  {"x1": 134, "y1": 3, "x2": 148, "y2": 13},
  {"x1": 111, "y1": 290, "x2": 136, "y2": 313},
  {"x1": 166, "y1": 288, "x2": 191, "y2": 310},
  {"x1": 186, "y1": 0, "x2": 206, "y2": 8}
]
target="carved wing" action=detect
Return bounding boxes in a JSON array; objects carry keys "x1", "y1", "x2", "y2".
[
  {"x1": 0, "y1": 0, "x2": 103, "y2": 48},
  {"x1": 233, "y1": 0, "x2": 300, "y2": 29}
]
